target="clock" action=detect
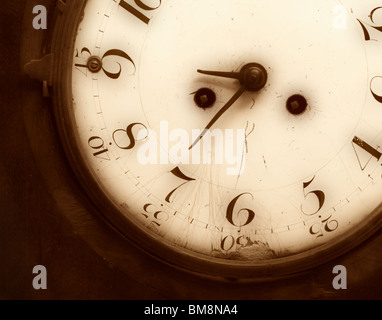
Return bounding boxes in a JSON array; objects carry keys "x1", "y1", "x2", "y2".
[{"x1": 27, "y1": 0, "x2": 382, "y2": 280}]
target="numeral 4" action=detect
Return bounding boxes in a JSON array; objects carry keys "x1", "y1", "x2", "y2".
[{"x1": 352, "y1": 136, "x2": 381, "y2": 171}]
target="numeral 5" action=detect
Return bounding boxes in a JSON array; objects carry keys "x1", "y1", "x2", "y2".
[{"x1": 301, "y1": 176, "x2": 326, "y2": 216}]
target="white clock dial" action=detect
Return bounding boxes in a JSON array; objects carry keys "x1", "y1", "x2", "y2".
[{"x1": 54, "y1": 0, "x2": 382, "y2": 276}]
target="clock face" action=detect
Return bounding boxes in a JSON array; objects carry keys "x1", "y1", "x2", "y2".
[{"x1": 55, "y1": 0, "x2": 382, "y2": 277}]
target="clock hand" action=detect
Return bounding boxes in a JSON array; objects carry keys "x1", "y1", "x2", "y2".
[
  {"x1": 190, "y1": 63, "x2": 268, "y2": 150},
  {"x1": 197, "y1": 63, "x2": 267, "y2": 92},
  {"x1": 189, "y1": 86, "x2": 246, "y2": 149},
  {"x1": 197, "y1": 69, "x2": 240, "y2": 80}
]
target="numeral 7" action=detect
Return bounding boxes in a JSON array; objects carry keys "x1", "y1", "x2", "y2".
[{"x1": 165, "y1": 167, "x2": 195, "y2": 203}]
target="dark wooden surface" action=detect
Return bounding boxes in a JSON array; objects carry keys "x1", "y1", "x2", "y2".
[{"x1": 1, "y1": 0, "x2": 382, "y2": 300}]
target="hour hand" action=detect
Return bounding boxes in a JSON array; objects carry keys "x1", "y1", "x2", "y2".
[
  {"x1": 197, "y1": 69, "x2": 241, "y2": 80},
  {"x1": 198, "y1": 63, "x2": 267, "y2": 92}
]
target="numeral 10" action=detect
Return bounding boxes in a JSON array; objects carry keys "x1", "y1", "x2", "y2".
[{"x1": 119, "y1": 0, "x2": 162, "y2": 25}]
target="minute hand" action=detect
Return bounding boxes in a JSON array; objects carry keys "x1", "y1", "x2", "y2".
[
  {"x1": 190, "y1": 63, "x2": 267, "y2": 150},
  {"x1": 189, "y1": 86, "x2": 246, "y2": 150}
]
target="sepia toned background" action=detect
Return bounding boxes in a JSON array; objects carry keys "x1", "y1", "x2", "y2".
[{"x1": 1, "y1": 0, "x2": 382, "y2": 300}]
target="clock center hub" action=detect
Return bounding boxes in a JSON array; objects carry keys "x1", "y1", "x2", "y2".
[{"x1": 240, "y1": 63, "x2": 268, "y2": 92}]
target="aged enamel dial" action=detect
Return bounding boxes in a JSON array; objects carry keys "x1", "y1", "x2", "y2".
[{"x1": 51, "y1": 0, "x2": 382, "y2": 278}]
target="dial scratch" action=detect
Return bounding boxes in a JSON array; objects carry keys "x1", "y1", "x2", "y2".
[
  {"x1": 244, "y1": 121, "x2": 256, "y2": 154},
  {"x1": 263, "y1": 155, "x2": 268, "y2": 169},
  {"x1": 235, "y1": 122, "x2": 255, "y2": 188}
]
